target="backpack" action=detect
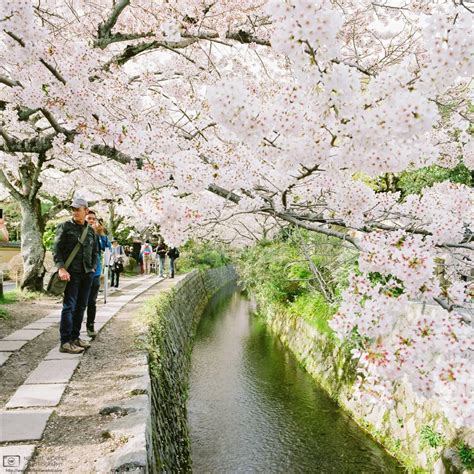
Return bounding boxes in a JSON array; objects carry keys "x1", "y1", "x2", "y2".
[{"x1": 143, "y1": 244, "x2": 152, "y2": 256}]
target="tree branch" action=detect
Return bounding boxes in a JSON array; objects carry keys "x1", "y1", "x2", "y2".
[{"x1": 96, "y1": 0, "x2": 132, "y2": 49}]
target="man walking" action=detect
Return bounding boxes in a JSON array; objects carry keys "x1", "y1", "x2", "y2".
[
  {"x1": 167, "y1": 247, "x2": 179, "y2": 279},
  {"x1": 155, "y1": 239, "x2": 167, "y2": 278},
  {"x1": 85, "y1": 210, "x2": 111, "y2": 337},
  {"x1": 53, "y1": 198, "x2": 98, "y2": 354}
]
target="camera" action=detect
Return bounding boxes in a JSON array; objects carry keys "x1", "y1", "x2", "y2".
[
  {"x1": 3, "y1": 455, "x2": 21, "y2": 467},
  {"x1": 0, "y1": 208, "x2": 3, "y2": 219}
]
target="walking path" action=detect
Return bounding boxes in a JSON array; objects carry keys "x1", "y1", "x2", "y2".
[{"x1": 0, "y1": 274, "x2": 164, "y2": 473}]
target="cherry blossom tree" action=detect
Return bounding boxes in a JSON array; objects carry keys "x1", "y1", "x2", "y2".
[{"x1": 1, "y1": 0, "x2": 473, "y2": 429}]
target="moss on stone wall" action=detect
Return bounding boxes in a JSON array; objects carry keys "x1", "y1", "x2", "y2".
[
  {"x1": 257, "y1": 299, "x2": 467, "y2": 473},
  {"x1": 143, "y1": 267, "x2": 237, "y2": 473}
]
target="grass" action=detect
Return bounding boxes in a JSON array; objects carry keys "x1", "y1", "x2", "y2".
[
  {"x1": 0, "y1": 290, "x2": 20, "y2": 305},
  {"x1": 0, "y1": 307, "x2": 10, "y2": 320},
  {"x1": 288, "y1": 292, "x2": 336, "y2": 337},
  {"x1": 0, "y1": 288, "x2": 45, "y2": 305}
]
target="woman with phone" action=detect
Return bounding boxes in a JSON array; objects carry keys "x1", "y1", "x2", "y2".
[{"x1": 0, "y1": 209, "x2": 9, "y2": 242}]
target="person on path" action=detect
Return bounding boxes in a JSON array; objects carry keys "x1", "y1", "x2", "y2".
[
  {"x1": 141, "y1": 240, "x2": 153, "y2": 275},
  {"x1": 167, "y1": 247, "x2": 180, "y2": 279},
  {"x1": 0, "y1": 214, "x2": 9, "y2": 242},
  {"x1": 155, "y1": 240, "x2": 167, "y2": 278},
  {"x1": 85, "y1": 211, "x2": 111, "y2": 337},
  {"x1": 53, "y1": 198, "x2": 98, "y2": 354},
  {"x1": 110, "y1": 238, "x2": 124, "y2": 288}
]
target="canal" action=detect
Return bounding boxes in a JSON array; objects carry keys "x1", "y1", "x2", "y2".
[{"x1": 188, "y1": 284, "x2": 404, "y2": 473}]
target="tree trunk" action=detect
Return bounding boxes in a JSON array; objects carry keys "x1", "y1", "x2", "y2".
[{"x1": 19, "y1": 199, "x2": 46, "y2": 291}]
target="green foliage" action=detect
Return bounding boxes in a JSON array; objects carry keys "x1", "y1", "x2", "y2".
[
  {"x1": 0, "y1": 289, "x2": 41, "y2": 318},
  {"x1": 396, "y1": 163, "x2": 472, "y2": 197},
  {"x1": 112, "y1": 226, "x2": 135, "y2": 246},
  {"x1": 1, "y1": 289, "x2": 43, "y2": 304},
  {"x1": 419, "y1": 425, "x2": 444, "y2": 449},
  {"x1": 0, "y1": 307, "x2": 10, "y2": 320},
  {"x1": 238, "y1": 229, "x2": 355, "y2": 337},
  {"x1": 42, "y1": 222, "x2": 56, "y2": 250},
  {"x1": 238, "y1": 239, "x2": 307, "y2": 303},
  {"x1": 0, "y1": 290, "x2": 19, "y2": 305},
  {"x1": 288, "y1": 292, "x2": 336, "y2": 337},
  {"x1": 124, "y1": 256, "x2": 138, "y2": 275},
  {"x1": 0, "y1": 200, "x2": 21, "y2": 242},
  {"x1": 458, "y1": 442, "x2": 474, "y2": 470},
  {"x1": 178, "y1": 240, "x2": 231, "y2": 272}
]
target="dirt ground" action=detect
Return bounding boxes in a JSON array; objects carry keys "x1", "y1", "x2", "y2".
[
  {"x1": 0, "y1": 294, "x2": 60, "y2": 339},
  {"x1": 23, "y1": 278, "x2": 175, "y2": 474},
  {"x1": 0, "y1": 294, "x2": 61, "y2": 406}
]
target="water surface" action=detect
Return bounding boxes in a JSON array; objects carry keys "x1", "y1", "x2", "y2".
[{"x1": 188, "y1": 286, "x2": 403, "y2": 473}]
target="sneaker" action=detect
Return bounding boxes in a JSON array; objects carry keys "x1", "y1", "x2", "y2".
[
  {"x1": 86, "y1": 325, "x2": 97, "y2": 338},
  {"x1": 60, "y1": 342, "x2": 84, "y2": 354},
  {"x1": 73, "y1": 338, "x2": 91, "y2": 349}
]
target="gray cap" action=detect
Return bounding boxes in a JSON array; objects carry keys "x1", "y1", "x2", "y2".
[{"x1": 71, "y1": 197, "x2": 88, "y2": 209}]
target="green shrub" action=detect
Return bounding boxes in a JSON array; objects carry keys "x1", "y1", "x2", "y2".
[
  {"x1": 419, "y1": 425, "x2": 444, "y2": 449},
  {"x1": 124, "y1": 256, "x2": 138, "y2": 274},
  {"x1": 458, "y1": 442, "x2": 474, "y2": 470},
  {"x1": 0, "y1": 307, "x2": 10, "y2": 320},
  {"x1": 237, "y1": 229, "x2": 355, "y2": 336},
  {"x1": 178, "y1": 240, "x2": 231, "y2": 272},
  {"x1": 288, "y1": 292, "x2": 336, "y2": 337}
]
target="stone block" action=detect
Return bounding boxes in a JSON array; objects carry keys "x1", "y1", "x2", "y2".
[
  {"x1": 23, "y1": 321, "x2": 55, "y2": 330},
  {"x1": 0, "y1": 409, "x2": 52, "y2": 442},
  {"x1": 6, "y1": 383, "x2": 67, "y2": 408},
  {"x1": 24, "y1": 359, "x2": 80, "y2": 384},
  {"x1": 0, "y1": 340, "x2": 28, "y2": 352},
  {"x1": 0, "y1": 352, "x2": 12, "y2": 366},
  {"x1": 3, "y1": 329, "x2": 44, "y2": 341},
  {"x1": 44, "y1": 346, "x2": 83, "y2": 361},
  {"x1": 0, "y1": 444, "x2": 35, "y2": 472}
]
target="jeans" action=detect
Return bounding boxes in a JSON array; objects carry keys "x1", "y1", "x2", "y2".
[
  {"x1": 110, "y1": 270, "x2": 120, "y2": 287},
  {"x1": 86, "y1": 275, "x2": 101, "y2": 327},
  {"x1": 143, "y1": 254, "x2": 152, "y2": 274},
  {"x1": 169, "y1": 257, "x2": 175, "y2": 278},
  {"x1": 60, "y1": 271, "x2": 94, "y2": 344},
  {"x1": 158, "y1": 256, "x2": 165, "y2": 277}
]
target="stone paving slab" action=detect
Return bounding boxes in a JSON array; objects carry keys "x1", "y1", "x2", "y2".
[
  {"x1": 3, "y1": 330, "x2": 44, "y2": 341},
  {"x1": 39, "y1": 317, "x2": 59, "y2": 322},
  {"x1": 0, "y1": 352, "x2": 13, "y2": 367},
  {"x1": 44, "y1": 346, "x2": 83, "y2": 361},
  {"x1": 91, "y1": 315, "x2": 114, "y2": 323},
  {"x1": 0, "y1": 410, "x2": 52, "y2": 442},
  {"x1": 24, "y1": 360, "x2": 80, "y2": 385},
  {"x1": 0, "y1": 340, "x2": 28, "y2": 352},
  {"x1": 0, "y1": 444, "x2": 35, "y2": 473},
  {"x1": 22, "y1": 321, "x2": 55, "y2": 330},
  {"x1": 6, "y1": 384, "x2": 66, "y2": 408}
]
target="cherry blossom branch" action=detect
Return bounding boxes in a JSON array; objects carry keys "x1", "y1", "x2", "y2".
[
  {"x1": 0, "y1": 168, "x2": 23, "y2": 202},
  {"x1": 96, "y1": 0, "x2": 131, "y2": 49},
  {"x1": 0, "y1": 75, "x2": 21, "y2": 87},
  {"x1": 4, "y1": 31, "x2": 66, "y2": 84}
]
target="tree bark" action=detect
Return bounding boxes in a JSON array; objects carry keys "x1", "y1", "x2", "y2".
[{"x1": 19, "y1": 198, "x2": 46, "y2": 291}]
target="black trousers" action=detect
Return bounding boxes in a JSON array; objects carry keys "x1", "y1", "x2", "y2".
[
  {"x1": 86, "y1": 275, "x2": 101, "y2": 327},
  {"x1": 110, "y1": 270, "x2": 120, "y2": 287}
]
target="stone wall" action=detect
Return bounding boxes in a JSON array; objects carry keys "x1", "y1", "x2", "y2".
[
  {"x1": 145, "y1": 267, "x2": 237, "y2": 473},
  {"x1": 262, "y1": 302, "x2": 472, "y2": 473}
]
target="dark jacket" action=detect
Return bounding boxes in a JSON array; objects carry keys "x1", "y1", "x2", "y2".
[
  {"x1": 167, "y1": 247, "x2": 179, "y2": 259},
  {"x1": 53, "y1": 220, "x2": 98, "y2": 273},
  {"x1": 156, "y1": 243, "x2": 168, "y2": 258}
]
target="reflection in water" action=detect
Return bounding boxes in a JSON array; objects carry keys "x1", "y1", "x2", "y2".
[{"x1": 188, "y1": 286, "x2": 404, "y2": 473}]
